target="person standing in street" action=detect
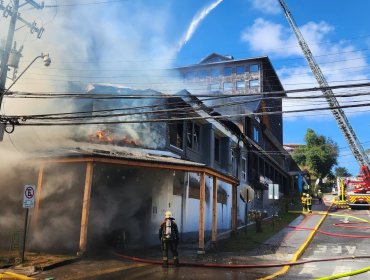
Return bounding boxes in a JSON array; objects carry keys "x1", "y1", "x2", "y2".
[
  {"x1": 301, "y1": 193, "x2": 307, "y2": 212},
  {"x1": 306, "y1": 194, "x2": 312, "y2": 213},
  {"x1": 159, "y1": 211, "x2": 179, "y2": 267},
  {"x1": 317, "y1": 190, "x2": 323, "y2": 204}
]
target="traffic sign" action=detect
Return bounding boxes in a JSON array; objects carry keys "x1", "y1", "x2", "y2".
[{"x1": 23, "y1": 185, "x2": 35, "y2": 208}]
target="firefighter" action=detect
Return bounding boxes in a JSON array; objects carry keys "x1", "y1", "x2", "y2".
[
  {"x1": 306, "y1": 194, "x2": 312, "y2": 213},
  {"x1": 159, "y1": 211, "x2": 179, "y2": 267},
  {"x1": 301, "y1": 193, "x2": 307, "y2": 212},
  {"x1": 317, "y1": 190, "x2": 323, "y2": 204}
]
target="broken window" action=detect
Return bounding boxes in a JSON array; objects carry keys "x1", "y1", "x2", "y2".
[
  {"x1": 186, "y1": 122, "x2": 200, "y2": 151},
  {"x1": 169, "y1": 122, "x2": 183, "y2": 150}
]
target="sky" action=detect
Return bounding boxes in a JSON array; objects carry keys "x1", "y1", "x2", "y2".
[{"x1": 0, "y1": 0, "x2": 369, "y2": 176}]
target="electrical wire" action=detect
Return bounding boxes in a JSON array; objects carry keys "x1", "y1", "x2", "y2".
[{"x1": 5, "y1": 100, "x2": 370, "y2": 127}]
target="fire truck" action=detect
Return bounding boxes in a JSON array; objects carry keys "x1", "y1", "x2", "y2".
[
  {"x1": 339, "y1": 166, "x2": 370, "y2": 207},
  {"x1": 278, "y1": 0, "x2": 370, "y2": 208}
]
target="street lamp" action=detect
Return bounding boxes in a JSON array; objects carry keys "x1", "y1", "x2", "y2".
[
  {"x1": 2, "y1": 53, "x2": 51, "y2": 96},
  {"x1": 0, "y1": 53, "x2": 51, "y2": 141}
]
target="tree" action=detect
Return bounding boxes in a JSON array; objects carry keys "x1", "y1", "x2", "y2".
[
  {"x1": 335, "y1": 166, "x2": 351, "y2": 177},
  {"x1": 292, "y1": 129, "x2": 339, "y2": 178}
]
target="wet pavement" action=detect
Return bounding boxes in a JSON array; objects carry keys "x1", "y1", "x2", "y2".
[{"x1": 1, "y1": 198, "x2": 334, "y2": 279}]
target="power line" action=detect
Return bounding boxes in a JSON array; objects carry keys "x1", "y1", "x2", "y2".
[{"x1": 5, "y1": 99, "x2": 370, "y2": 127}]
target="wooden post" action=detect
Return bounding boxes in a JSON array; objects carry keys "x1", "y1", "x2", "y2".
[
  {"x1": 31, "y1": 164, "x2": 44, "y2": 231},
  {"x1": 79, "y1": 161, "x2": 94, "y2": 254},
  {"x1": 211, "y1": 177, "x2": 218, "y2": 243},
  {"x1": 232, "y1": 184, "x2": 237, "y2": 231},
  {"x1": 198, "y1": 172, "x2": 206, "y2": 253}
]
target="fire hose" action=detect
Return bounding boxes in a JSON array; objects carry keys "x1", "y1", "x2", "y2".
[{"x1": 114, "y1": 210, "x2": 370, "y2": 279}]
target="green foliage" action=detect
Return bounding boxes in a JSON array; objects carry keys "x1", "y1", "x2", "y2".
[
  {"x1": 335, "y1": 166, "x2": 352, "y2": 177},
  {"x1": 292, "y1": 128, "x2": 338, "y2": 178}
]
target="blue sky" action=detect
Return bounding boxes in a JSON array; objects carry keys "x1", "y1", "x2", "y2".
[{"x1": 1, "y1": 0, "x2": 369, "y2": 175}]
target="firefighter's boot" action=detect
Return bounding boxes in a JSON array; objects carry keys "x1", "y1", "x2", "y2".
[
  {"x1": 174, "y1": 257, "x2": 179, "y2": 267},
  {"x1": 162, "y1": 258, "x2": 168, "y2": 268}
]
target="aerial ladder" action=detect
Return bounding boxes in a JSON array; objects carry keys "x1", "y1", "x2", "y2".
[{"x1": 278, "y1": 0, "x2": 370, "y2": 207}]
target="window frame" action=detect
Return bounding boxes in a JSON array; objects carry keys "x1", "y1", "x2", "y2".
[
  {"x1": 214, "y1": 136, "x2": 220, "y2": 163},
  {"x1": 236, "y1": 66, "x2": 246, "y2": 75},
  {"x1": 186, "y1": 122, "x2": 200, "y2": 151},
  {"x1": 223, "y1": 67, "x2": 233, "y2": 76},
  {"x1": 236, "y1": 80, "x2": 245, "y2": 90},
  {"x1": 250, "y1": 64, "x2": 260, "y2": 73},
  {"x1": 242, "y1": 156, "x2": 247, "y2": 181},
  {"x1": 249, "y1": 79, "x2": 260, "y2": 88},
  {"x1": 223, "y1": 82, "x2": 233, "y2": 92}
]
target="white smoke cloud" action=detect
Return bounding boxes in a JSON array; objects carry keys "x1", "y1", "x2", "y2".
[{"x1": 177, "y1": 0, "x2": 223, "y2": 52}]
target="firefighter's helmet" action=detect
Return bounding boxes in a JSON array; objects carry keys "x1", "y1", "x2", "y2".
[{"x1": 165, "y1": 211, "x2": 172, "y2": 219}]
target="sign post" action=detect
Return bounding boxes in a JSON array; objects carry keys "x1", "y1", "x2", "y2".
[{"x1": 22, "y1": 185, "x2": 35, "y2": 263}]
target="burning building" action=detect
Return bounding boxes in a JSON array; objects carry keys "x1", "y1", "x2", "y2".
[{"x1": 0, "y1": 53, "x2": 301, "y2": 255}]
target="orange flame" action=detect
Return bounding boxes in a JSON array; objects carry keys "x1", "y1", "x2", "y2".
[{"x1": 90, "y1": 130, "x2": 140, "y2": 146}]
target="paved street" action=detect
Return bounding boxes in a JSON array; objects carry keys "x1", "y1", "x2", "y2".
[{"x1": 282, "y1": 208, "x2": 370, "y2": 279}]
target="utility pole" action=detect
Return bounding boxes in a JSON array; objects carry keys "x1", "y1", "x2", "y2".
[
  {"x1": 0, "y1": 0, "x2": 45, "y2": 139},
  {"x1": 0, "y1": 0, "x2": 19, "y2": 96}
]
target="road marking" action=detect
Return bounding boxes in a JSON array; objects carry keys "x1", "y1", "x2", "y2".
[
  {"x1": 298, "y1": 264, "x2": 318, "y2": 275},
  {"x1": 331, "y1": 265, "x2": 351, "y2": 280},
  {"x1": 314, "y1": 245, "x2": 357, "y2": 255},
  {"x1": 345, "y1": 246, "x2": 356, "y2": 255},
  {"x1": 314, "y1": 245, "x2": 327, "y2": 254}
]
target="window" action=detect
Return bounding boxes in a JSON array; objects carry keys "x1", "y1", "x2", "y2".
[
  {"x1": 253, "y1": 127, "x2": 259, "y2": 143},
  {"x1": 250, "y1": 64, "x2": 259, "y2": 73},
  {"x1": 211, "y1": 68, "x2": 221, "y2": 77},
  {"x1": 236, "y1": 66, "x2": 245, "y2": 75},
  {"x1": 223, "y1": 67, "x2": 233, "y2": 76},
  {"x1": 199, "y1": 70, "x2": 208, "y2": 79},
  {"x1": 186, "y1": 122, "x2": 200, "y2": 151},
  {"x1": 223, "y1": 82, "x2": 233, "y2": 92},
  {"x1": 231, "y1": 149, "x2": 236, "y2": 174},
  {"x1": 236, "y1": 80, "x2": 245, "y2": 90},
  {"x1": 244, "y1": 117, "x2": 249, "y2": 135},
  {"x1": 242, "y1": 157, "x2": 247, "y2": 181},
  {"x1": 249, "y1": 79, "x2": 260, "y2": 88},
  {"x1": 169, "y1": 122, "x2": 183, "y2": 149},
  {"x1": 210, "y1": 83, "x2": 220, "y2": 92},
  {"x1": 214, "y1": 137, "x2": 220, "y2": 162}
]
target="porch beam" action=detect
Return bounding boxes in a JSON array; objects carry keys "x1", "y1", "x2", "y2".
[
  {"x1": 198, "y1": 172, "x2": 206, "y2": 253},
  {"x1": 211, "y1": 177, "x2": 218, "y2": 243},
  {"x1": 232, "y1": 184, "x2": 237, "y2": 231},
  {"x1": 79, "y1": 161, "x2": 94, "y2": 254}
]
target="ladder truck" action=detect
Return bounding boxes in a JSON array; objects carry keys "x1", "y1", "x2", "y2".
[{"x1": 278, "y1": 0, "x2": 370, "y2": 207}]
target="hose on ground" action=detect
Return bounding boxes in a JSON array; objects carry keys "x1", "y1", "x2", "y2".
[
  {"x1": 114, "y1": 252, "x2": 370, "y2": 269},
  {"x1": 315, "y1": 264, "x2": 370, "y2": 280}
]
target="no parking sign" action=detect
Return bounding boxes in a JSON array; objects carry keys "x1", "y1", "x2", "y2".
[{"x1": 23, "y1": 185, "x2": 35, "y2": 208}]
